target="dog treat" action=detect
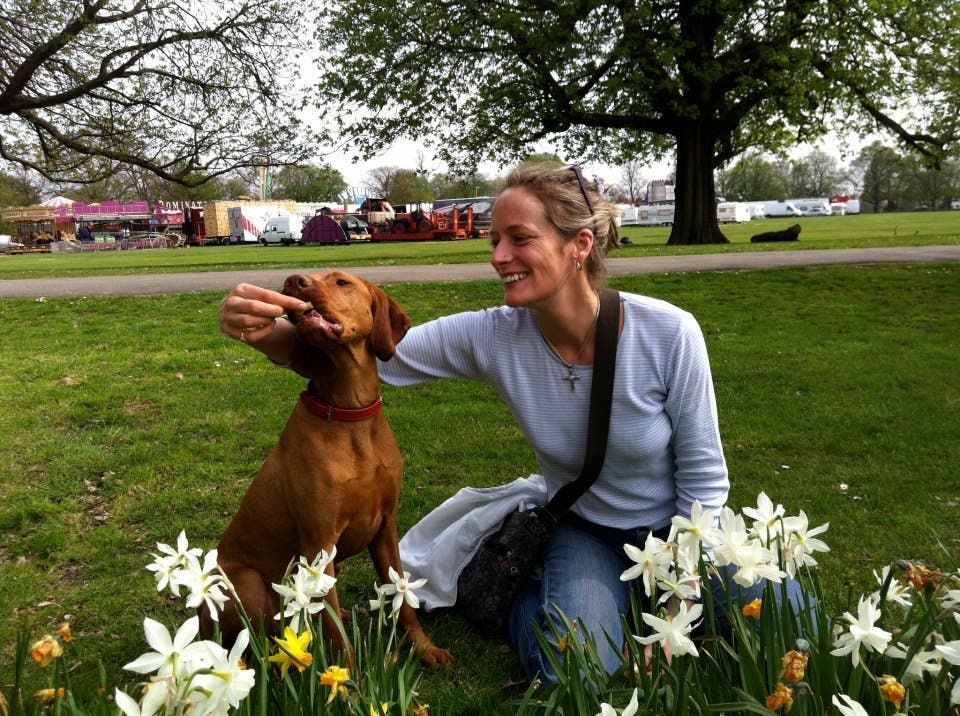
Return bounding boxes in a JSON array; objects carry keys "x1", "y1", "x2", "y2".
[{"x1": 287, "y1": 302, "x2": 314, "y2": 321}]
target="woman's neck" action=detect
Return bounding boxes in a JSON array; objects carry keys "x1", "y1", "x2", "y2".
[{"x1": 535, "y1": 284, "x2": 600, "y2": 361}]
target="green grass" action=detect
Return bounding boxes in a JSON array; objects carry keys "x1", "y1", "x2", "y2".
[
  {"x1": 1, "y1": 265, "x2": 959, "y2": 713},
  {"x1": 1, "y1": 211, "x2": 958, "y2": 280}
]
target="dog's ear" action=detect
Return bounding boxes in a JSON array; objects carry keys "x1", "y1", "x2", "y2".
[{"x1": 366, "y1": 281, "x2": 412, "y2": 361}]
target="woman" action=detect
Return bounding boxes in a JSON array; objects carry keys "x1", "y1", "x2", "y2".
[{"x1": 220, "y1": 164, "x2": 730, "y2": 684}]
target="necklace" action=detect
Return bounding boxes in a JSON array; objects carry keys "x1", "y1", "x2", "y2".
[{"x1": 541, "y1": 294, "x2": 601, "y2": 392}]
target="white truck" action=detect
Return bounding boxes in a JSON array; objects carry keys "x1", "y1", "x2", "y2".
[
  {"x1": 227, "y1": 204, "x2": 291, "y2": 244},
  {"x1": 260, "y1": 215, "x2": 304, "y2": 245},
  {"x1": 717, "y1": 202, "x2": 752, "y2": 223},
  {"x1": 759, "y1": 200, "x2": 803, "y2": 218}
]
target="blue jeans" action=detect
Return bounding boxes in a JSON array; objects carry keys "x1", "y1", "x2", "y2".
[{"x1": 507, "y1": 514, "x2": 814, "y2": 686}]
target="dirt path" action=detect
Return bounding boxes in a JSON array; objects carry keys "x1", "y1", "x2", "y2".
[{"x1": 2, "y1": 245, "x2": 958, "y2": 298}]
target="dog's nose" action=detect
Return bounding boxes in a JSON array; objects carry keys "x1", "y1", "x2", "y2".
[{"x1": 283, "y1": 274, "x2": 312, "y2": 294}]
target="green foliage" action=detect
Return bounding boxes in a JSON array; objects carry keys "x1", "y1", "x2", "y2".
[
  {"x1": 0, "y1": 0, "x2": 312, "y2": 185},
  {"x1": 271, "y1": 164, "x2": 348, "y2": 202},
  {"x1": 315, "y1": 0, "x2": 959, "y2": 244}
]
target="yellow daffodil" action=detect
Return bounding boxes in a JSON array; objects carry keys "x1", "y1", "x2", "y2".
[
  {"x1": 57, "y1": 622, "x2": 72, "y2": 642},
  {"x1": 268, "y1": 627, "x2": 313, "y2": 678},
  {"x1": 879, "y1": 675, "x2": 906, "y2": 709},
  {"x1": 742, "y1": 598, "x2": 762, "y2": 618},
  {"x1": 30, "y1": 635, "x2": 63, "y2": 666},
  {"x1": 780, "y1": 649, "x2": 808, "y2": 682},
  {"x1": 765, "y1": 683, "x2": 794, "y2": 713},
  {"x1": 320, "y1": 664, "x2": 350, "y2": 704},
  {"x1": 369, "y1": 701, "x2": 390, "y2": 715},
  {"x1": 34, "y1": 688, "x2": 66, "y2": 705}
]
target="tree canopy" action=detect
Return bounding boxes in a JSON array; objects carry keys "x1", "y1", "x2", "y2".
[
  {"x1": 270, "y1": 164, "x2": 348, "y2": 202},
  {"x1": 0, "y1": 0, "x2": 311, "y2": 186},
  {"x1": 316, "y1": 0, "x2": 960, "y2": 244}
]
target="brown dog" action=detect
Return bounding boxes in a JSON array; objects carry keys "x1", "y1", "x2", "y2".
[{"x1": 208, "y1": 270, "x2": 452, "y2": 668}]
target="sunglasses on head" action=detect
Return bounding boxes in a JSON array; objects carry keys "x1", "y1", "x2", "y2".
[{"x1": 567, "y1": 164, "x2": 595, "y2": 213}]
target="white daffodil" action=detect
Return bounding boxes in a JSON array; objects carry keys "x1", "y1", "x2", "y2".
[
  {"x1": 378, "y1": 567, "x2": 427, "y2": 615},
  {"x1": 656, "y1": 569, "x2": 701, "y2": 605},
  {"x1": 620, "y1": 531, "x2": 673, "y2": 597},
  {"x1": 145, "y1": 530, "x2": 202, "y2": 596},
  {"x1": 885, "y1": 641, "x2": 942, "y2": 684},
  {"x1": 726, "y1": 539, "x2": 786, "y2": 588},
  {"x1": 179, "y1": 549, "x2": 230, "y2": 621},
  {"x1": 597, "y1": 687, "x2": 639, "y2": 716},
  {"x1": 832, "y1": 694, "x2": 869, "y2": 716},
  {"x1": 780, "y1": 511, "x2": 829, "y2": 578},
  {"x1": 941, "y1": 587, "x2": 960, "y2": 610},
  {"x1": 634, "y1": 600, "x2": 703, "y2": 658},
  {"x1": 115, "y1": 680, "x2": 173, "y2": 716},
  {"x1": 830, "y1": 595, "x2": 893, "y2": 667},
  {"x1": 671, "y1": 500, "x2": 721, "y2": 554},
  {"x1": 123, "y1": 616, "x2": 208, "y2": 678},
  {"x1": 935, "y1": 640, "x2": 960, "y2": 665},
  {"x1": 872, "y1": 564, "x2": 914, "y2": 608},
  {"x1": 742, "y1": 491, "x2": 786, "y2": 544},
  {"x1": 273, "y1": 568, "x2": 329, "y2": 632},
  {"x1": 192, "y1": 629, "x2": 256, "y2": 714},
  {"x1": 296, "y1": 548, "x2": 338, "y2": 596},
  {"x1": 711, "y1": 507, "x2": 751, "y2": 567}
]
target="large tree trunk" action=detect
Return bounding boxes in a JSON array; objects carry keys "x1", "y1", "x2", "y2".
[{"x1": 668, "y1": 126, "x2": 729, "y2": 245}]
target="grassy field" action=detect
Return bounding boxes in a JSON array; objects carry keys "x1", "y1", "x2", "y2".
[
  {"x1": 2, "y1": 263, "x2": 958, "y2": 713},
  {"x1": 1, "y1": 211, "x2": 958, "y2": 280}
]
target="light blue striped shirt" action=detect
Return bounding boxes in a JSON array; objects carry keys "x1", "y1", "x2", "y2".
[{"x1": 379, "y1": 292, "x2": 728, "y2": 530}]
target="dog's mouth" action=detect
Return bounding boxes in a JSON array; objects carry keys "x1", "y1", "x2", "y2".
[{"x1": 287, "y1": 304, "x2": 344, "y2": 337}]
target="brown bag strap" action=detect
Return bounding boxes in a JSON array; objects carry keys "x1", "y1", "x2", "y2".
[{"x1": 544, "y1": 289, "x2": 620, "y2": 520}]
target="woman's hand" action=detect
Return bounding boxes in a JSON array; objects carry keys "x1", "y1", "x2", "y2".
[
  {"x1": 219, "y1": 284, "x2": 308, "y2": 365},
  {"x1": 219, "y1": 283, "x2": 306, "y2": 343}
]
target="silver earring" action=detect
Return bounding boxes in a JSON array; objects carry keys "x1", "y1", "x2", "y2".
[{"x1": 575, "y1": 260, "x2": 583, "y2": 271}]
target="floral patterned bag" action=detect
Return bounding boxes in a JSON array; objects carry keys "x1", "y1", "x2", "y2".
[
  {"x1": 455, "y1": 290, "x2": 621, "y2": 635},
  {"x1": 455, "y1": 506, "x2": 556, "y2": 634}
]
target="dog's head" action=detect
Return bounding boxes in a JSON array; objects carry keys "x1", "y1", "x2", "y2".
[{"x1": 281, "y1": 271, "x2": 411, "y2": 378}]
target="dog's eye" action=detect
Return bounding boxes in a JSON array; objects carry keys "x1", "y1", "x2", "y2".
[{"x1": 336, "y1": 278, "x2": 350, "y2": 287}]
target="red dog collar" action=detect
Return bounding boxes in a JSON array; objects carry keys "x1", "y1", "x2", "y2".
[{"x1": 300, "y1": 388, "x2": 382, "y2": 421}]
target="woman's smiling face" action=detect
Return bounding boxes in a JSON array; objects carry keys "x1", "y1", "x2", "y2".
[{"x1": 489, "y1": 186, "x2": 578, "y2": 308}]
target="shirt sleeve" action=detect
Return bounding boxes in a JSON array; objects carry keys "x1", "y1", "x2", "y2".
[
  {"x1": 377, "y1": 310, "x2": 492, "y2": 386},
  {"x1": 665, "y1": 312, "x2": 729, "y2": 517}
]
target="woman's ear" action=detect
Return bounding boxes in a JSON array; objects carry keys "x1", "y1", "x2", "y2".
[{"x1": 574, "y1": 228, "x2": 595, "y2": 264}]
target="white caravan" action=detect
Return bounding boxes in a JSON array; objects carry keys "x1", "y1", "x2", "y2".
[
  {"x1": 717, "y1": 202, "x2": 752, "y2": 223},
  {"x1": 631, "y1": 204, "x2": 675, "y2": 226}
]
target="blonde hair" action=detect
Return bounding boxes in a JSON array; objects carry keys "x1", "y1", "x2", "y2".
[{"x1": 502, "y1": 163, "x2": 620, "y2": 289}]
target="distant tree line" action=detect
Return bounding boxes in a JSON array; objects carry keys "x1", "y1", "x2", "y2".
[{"x1": 713, "y1": 144, "x2": 960, "y2": 212}]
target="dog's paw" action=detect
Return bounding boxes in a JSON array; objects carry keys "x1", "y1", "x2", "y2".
[{"x1": 419, "y1": 644, "x2": 454, "y2": 669}]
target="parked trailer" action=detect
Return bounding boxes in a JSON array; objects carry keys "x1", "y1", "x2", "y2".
[
  {"x1": 199, "y1": 199, "x2": 297, "y2": 244},
  {"x1": 717, "y1": 202, "x2": 752, "y2": 223},
  {"x1": 628, "y1": 204, "x2": 675, "y2": 226},
  {"x1": 227, "y1": 204, "x2": 293, "y2": 244}
]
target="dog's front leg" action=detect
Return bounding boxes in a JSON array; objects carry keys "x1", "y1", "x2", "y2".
[{"x1": 368, "y1": 524, "x2": 454, "y2": 668}]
